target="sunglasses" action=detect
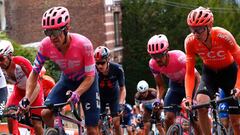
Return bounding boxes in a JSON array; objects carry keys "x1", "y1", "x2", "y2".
[
  {"x1": 96, "y1": 61, "x2": 107, "y2": 65},
  {"x1": 43, "y1": 27, "x2": 66, "y2": 37},
  {"x1": 150, "y1": 51, "x2": 167, "y2": 59},
  {"x1": 190, "y1": 27, "x2": 206, "y2": 34}
]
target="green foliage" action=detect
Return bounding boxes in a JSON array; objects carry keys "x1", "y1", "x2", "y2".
[{"x1": 122, "y1": 0, "x2": 240, "y2": 104}]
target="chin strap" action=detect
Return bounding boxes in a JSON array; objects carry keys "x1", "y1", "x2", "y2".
[
  {"x1": 204, "y1": 26, "x2": 210, "y2": 43},
  {"x1": 63, "y1": 30, "x2": 68, "y2": 45}
]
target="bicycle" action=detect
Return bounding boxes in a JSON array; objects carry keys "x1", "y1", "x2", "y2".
[
  {"x1": 99, "y1": 103, "x2": 113, "y2": 135},
  {"x1": 191, "y1": 94, "x2": 237, "y2": 135},
  {"x1": 30, "y1": 92, "x2": 83, "y2": 135},
  {"x1": 0, "y1": 107, "x2": 35, "y2": 135},
  {"x1": 165, "y1": 104, "x2": 195, "y2": 135},
  {"x1": 148, "y1": 102, "x2": 165, "y2": 135}
]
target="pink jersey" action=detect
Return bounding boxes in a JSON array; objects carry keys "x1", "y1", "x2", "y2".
[
  {"x1": 33, "y1": 33, "x2": 95, "y2": 81},
  {"x1": 149, "y1": 50, "x2": 187, "y2": 83}
]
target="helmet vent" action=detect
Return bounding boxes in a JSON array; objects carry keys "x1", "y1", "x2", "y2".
[
  {"x1": 51, "y1": 19, "x2": 55, "y2": 25},
  {"x1": 204, "y1": 14, "x2": 208, "y2": 18},
  {"x1": 49, "y1": 8, "x2": 54, "y2": 14},
  {"x1": 58, "y1": 17, "x2": 62, "y2": 24},
  {"x1": 57, "y1": 7, "x2": 62, "y2": 10},
  {"x1": 65, "y1": 16, "x2": 69, "y2": 22},
  {"x1": 192, "y1": 12, "x2": 196, "y2": 21},
  {"x1": 148, "y1": 45, "x2": 151, "y2": 51},
  {"x1": 151, "y1": 44, "x2": 154, "y2": 51},
  {"x1": 47, "y1": 17, "x2": 50, "y2": 25},
  {"x1": 53, "y1": 12, "x2": 57, "y2": 17},
  {"x1": 198, "y1": 11, "x2": 202, "y2": 18},
  {"x1": 160, "y1": 43, "x2": 164, "y2": 49},
  {"x1": 43, "y1": 20, "x2": 45, "y2": 26},
  {"x1": 62, "y1": 11, "x2": 66, "y2": 14},
  {"x1": 158, "y1": 35, "x2": 162, "y2": 38},
  {"x1": 44, "y1": 13, "x2": 47, "y2": 17},
  {"x1": 205, "y1": 18, "x2": 210, "y2": 23},
  {"x1": 156, "y1": 44, "x2": 158, "y2": 51}
]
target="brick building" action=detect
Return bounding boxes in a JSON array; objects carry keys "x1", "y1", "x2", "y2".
[{"x1": 0, "y1": 0, "x2": 123, "y2": 62}]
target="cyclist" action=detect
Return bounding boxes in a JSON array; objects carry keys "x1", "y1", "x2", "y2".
[
  {"x1": 184, "y1": 6, "x2": 240, "y2": 135},
  {"x1": 0, "y1": 67, "x2": 8, "y2": 116},
  {"x1": 147, "y1": 34, "x2": 201, "y2": 132},
  {"x1": 120, "y1": 103, "x2": 134, "y2": 135},
  {"x1": 134, "y1": 80, "x2": 164, "y2": 134},
  {"x1": 0, "y1": 40, "x2": 44, "y2": 135},
  {"x1": 94, "y1": 46, "x2": 126, "y2": 135},
  {"x1": 23, "y1": 6, "x2": 100, "y2": 134}
]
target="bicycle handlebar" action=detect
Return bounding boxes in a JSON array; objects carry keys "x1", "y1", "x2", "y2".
[{"x1": 192, "y1": 96, "x2": 234, "y2": 110}]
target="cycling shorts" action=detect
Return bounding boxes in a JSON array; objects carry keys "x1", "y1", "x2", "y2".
[
  {"x1": 164, "y1": 80, "x2": 185, "y2": 113},
  {"x1": 45, "y1": 73, "x2": 100, "y2": 126},
  {"x1": 197, "y1": 62, "x2": 240, "y2": 114}
]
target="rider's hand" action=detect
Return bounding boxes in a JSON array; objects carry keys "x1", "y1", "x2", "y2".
[
  {"x1": 152, "y1": 99, "x2": 163, "y2": 111},
  {"x1": 181, "y1": 97, "x2": 192, "y2": 110},
  {"x1": 18, "y1": 97, "x2": 30, "y2": 113},
  {"x1": 67, "y1": 91, "x2": 80, "y2": 104},
  {"x1": 234, "y1": 88, "x2": 240, "y2": 99}
]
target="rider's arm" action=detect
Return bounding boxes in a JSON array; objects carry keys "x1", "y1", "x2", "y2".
[
  {"x1": 119, "y1": 86, "x2": 126, "y2": 104},
  {"x1": 26, "y1": 71, "x2": 40, "y2": 104},
  {"x1": 154, "y1": 74, "x2": 166, "y2": 99},
  {"x1": 224, "y1": 31, "x2": 240, "y2": 89},
  {"x1": 14, "y1": 56, "x2": 40, "y2": 104},
  {"x1": 117, "y1": 65, "x2": 126, "y2": 104},
  {"x1": 194, "y1": 69, "x2": 201, "y2": 93},
  {"x1": 75, "y1": 75, "x2": 95, "y2": 96},
  {"x1": 75, "y1": 39, "x2": 95, "y2": 96},
  {"x1": 184, "y1": 37, "x2": 197, "y2": 99}
]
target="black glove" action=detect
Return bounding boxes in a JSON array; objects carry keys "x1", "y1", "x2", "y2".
[{"x1": 19, "y1": 97, "x2": 30, "y2": 109}]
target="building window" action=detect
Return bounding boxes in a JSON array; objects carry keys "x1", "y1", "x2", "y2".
[{"x1": 114, "y1": 12, "x2": 120, "y2": 46}]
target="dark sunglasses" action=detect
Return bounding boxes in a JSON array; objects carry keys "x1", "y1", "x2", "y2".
[
  {"x1": 150, "y1": 51, "x2": 167, "y2": 59},
  {"x1": 96, "y1": 61, "x2": 107, "y2": 65},
  {"x1": 190, "y1": 27, "x2": 206, "y2": 34},
  {"x1": 43, "y1": 27, "x2": 66, "y2": 37}
]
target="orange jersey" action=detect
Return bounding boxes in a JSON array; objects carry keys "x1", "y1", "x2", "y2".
[
  {"x1": 41, "y1": 75, "x2": 55, "y2": 98},
  {"x1": 184, "y1": 27, "x2": 240, "y2": 97}
]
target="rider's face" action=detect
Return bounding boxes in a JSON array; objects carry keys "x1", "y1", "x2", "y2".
[
  {"x1": 189, "y1": 26, "x2": 208, "y2": 41},
  {"x1": 151, "y1": 52, "x2": 168, "y2": 67},
  {"x1": 96, "y1": 60, "x2": 108, "y2": 73},
  {"x1": 44, "y1": 28, "x2": 66, "y2": 49},
  {"x1": 0, "y1": 55, "x2": 11, "y2": 69}
]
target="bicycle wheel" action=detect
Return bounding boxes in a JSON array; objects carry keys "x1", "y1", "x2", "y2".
[
  {"x1": 166, "y1": 124, "x2": 183, "y2": 135},
  {"x1": 44, "y1": 128, "x2": 58, "y2": 135}
]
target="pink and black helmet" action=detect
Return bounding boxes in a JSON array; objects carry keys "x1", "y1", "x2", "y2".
[
  {"x1": 42, "y1": 6, "x2": 70, "y2": 29},
  {"x1": 147, "y1": 34, "x2": 169, "y2": 54}
]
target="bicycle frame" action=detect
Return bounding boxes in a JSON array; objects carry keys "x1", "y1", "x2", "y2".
[
  {"x1": 191, "y1": 95, "x2": 235, "y2": 135},
  {"x1": 30, "y1": 102, "x2": 83, "y2": 135},
  {"x1": 0, "y1": 113, "x2": 35, "y2": 135},
  {"x1": 100, "y1": 103, "x2": 113, "y2": 135}
]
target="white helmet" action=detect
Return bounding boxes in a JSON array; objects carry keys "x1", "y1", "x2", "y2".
[
  {"x1": 137, "y1": 80, "x2": 149, "y2": 93},
  {"x1": 0, "y1": 40, "x2": 14, "y2": 56}
]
